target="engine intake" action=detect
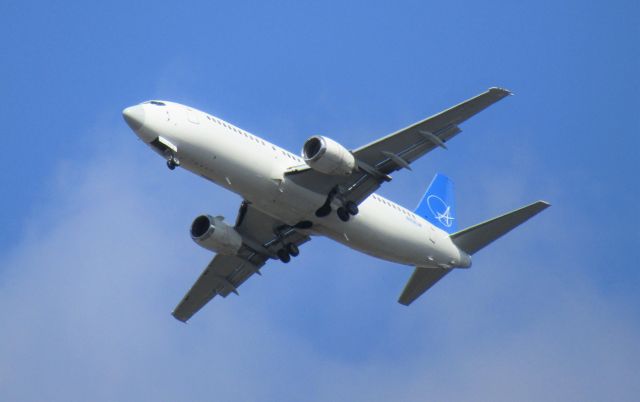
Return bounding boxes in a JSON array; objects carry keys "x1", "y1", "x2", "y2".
[
  {"x1": 190, "y1": 214, "x2": 243, "y2": 255},
  {"x1": 302, "y1": 136, "x2": 356, "y2": 176}
]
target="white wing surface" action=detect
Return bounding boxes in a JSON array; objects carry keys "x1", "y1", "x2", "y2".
[{"x1": 172, "y1": 202, "x2": 310, "y2": 322}]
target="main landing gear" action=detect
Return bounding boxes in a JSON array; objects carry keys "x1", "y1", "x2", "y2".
[
  {"x1": 336, "y1": 201, "x2": 358, "y2": 222},
  {"x1": 315, "y1": 187, "x2": 359, "y2": 222},
  {"x1": 274, "y1": 222, "x2": 306, "y2": 264},
  {"x1": 277, "y1": 242, "x2": 299, "y2": 264}
]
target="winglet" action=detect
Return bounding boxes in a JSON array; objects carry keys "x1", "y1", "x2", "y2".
[{"x1": 172, "y1": 311, "x2": 189, "y2": 323}]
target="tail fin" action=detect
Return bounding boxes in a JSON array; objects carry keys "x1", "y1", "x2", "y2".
[
  {"x1": 451, "y1": 201, "x2": 550, "y2": 255},
  {"x1": 415, "y1": 173, "x2": 457, "y2": 233}
]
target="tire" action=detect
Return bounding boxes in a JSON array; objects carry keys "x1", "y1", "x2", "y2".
[
  {"x1": 277, "y1": 249, "x2": 291, "y2": 263},
  {"x1": 294, "y1": 220, "x2": 313, "y2": 229},
  {"x1": 167, "y1": 160, "x2": 176, "y2": 170},
  {"x1": 346, "y1": 201, "x2": 359, "y2": 216},
  {"x1": 337, "y1": 207, "x2": 350, "y2": 222},
  {"x1": 287, "y1": 243, "x2": 300, "y2": 257}
]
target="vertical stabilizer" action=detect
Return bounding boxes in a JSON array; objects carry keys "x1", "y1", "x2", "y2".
[{"x1": 415, "y1": 173, "x2": 457, "y2": 233}]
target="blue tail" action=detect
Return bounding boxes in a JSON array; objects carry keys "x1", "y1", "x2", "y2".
[{"x1": 415, "y1": 173, "x2": 457, "y2": 233}]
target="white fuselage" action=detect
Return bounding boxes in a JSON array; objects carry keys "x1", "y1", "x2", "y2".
[{"x1": 130, "y1": 101, "x2": 471, "y2": 269}]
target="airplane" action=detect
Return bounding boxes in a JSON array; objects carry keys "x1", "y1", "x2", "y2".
[{"x1": 122, "y1": 87, "x2": 550, "y2": 322}]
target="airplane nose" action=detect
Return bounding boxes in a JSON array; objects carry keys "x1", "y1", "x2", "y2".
[{"x1": 122, "y1": 105, "x2": 146, "y2": 131}]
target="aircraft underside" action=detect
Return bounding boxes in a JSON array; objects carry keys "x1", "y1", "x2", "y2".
[{"x1": 122, "y1": 88, "x2": 549, "y2": 322}]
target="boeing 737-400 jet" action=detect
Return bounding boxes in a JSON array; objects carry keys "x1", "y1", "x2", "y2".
[{"x1": 123, "y1": 87, "x2": 549, "y2": 322}]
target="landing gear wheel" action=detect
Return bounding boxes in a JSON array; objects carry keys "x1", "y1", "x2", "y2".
[
  {"x1": 294, "y1": 220, "x2": 313, "y2": 229},
  {"x1": 286, "y1": 243, "x2": 300, "y2": 257},
  {"x1": 167, "y1": 155, "x2": 180, "y2": 170},
  {"x1": 345, "y1": 201, "x2": 359, "y2": 216},
  {"x1": 337, "y1": 207, "x2": 350, "y2": 222},
  {"x1": 277, "y1": 249, "x2": 291, "y2": 263}
]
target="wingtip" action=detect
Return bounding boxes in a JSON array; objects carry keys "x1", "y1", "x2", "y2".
[
  {"x1": 172, "y1": 312, "x2": 189, "y2": 323},
  {"x1": 489, "y1": 87, "x2": 514, "y2": 96}
]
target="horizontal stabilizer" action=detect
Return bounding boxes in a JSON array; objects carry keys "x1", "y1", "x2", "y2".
[
  {"x1": 451, "y1": 201, "x2": 550, "y2": 255},
  {"x1": 398, "y1": 267, "x2": 451, "y2": 306}
]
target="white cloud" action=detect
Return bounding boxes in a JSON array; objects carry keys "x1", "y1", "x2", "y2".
[{"x1": 0, "y1": 125, "x2": 638, "y2": 402}]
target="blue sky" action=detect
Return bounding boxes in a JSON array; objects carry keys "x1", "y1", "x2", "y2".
[{"x1": 1, "y1": 1, "x2": 638, "y2": 400}]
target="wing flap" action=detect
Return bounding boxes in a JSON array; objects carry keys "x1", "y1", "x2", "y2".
[{"x1": 172, "y1": 254, "x2": 253, "y2": 322}]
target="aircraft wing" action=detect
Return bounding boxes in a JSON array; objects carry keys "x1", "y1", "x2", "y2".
[
  {"x1": 172, "y1": 202, "x2": 310, "y2": 322},
  {"x1": 285, "y1": 87, "x2": 511, "y2": 204}
]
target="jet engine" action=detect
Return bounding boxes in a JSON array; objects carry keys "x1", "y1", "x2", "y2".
[
  {"x1": 190, "y1": 214, "x2": 243, "y2": 255},
  {"x1": 302, "y1": 136, "x2": 356, "y2": 176}
]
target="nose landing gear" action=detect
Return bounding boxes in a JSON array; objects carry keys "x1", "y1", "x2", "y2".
[{"x1": 166, "y1": 155, "x2": 180, "y2": 170}]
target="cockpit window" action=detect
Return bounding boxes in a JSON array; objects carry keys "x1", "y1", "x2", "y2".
[{"x1": 143, "y1": 100, "x2": 166, "y2": 106}]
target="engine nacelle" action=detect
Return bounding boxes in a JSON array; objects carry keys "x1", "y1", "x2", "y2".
[
  {"x1": 302, "y1": 136, "x2": 356, "y2": 176},
  {"x1": 190, "y1": 214, "x2": 243, "y2": 255}
]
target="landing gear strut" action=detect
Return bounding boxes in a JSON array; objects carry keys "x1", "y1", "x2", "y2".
[{"x1": 315, "y1": 199, "x2": 333, "y2": 218}]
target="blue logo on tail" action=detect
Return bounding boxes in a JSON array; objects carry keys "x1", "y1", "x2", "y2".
[
  {"x1": 426, "y1": 194, "x2": 455, "y2": 228},
  {"x1": 415, "y1": 173, "x2": 457, "y2": 233}
]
